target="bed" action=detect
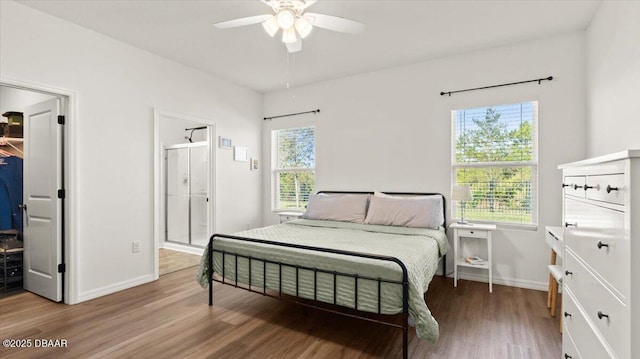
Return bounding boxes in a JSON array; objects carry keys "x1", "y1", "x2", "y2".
[{"x1": 196, "y1": 191, "x2": 448, "y2": 359}]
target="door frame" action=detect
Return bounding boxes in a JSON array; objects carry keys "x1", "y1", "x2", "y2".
[
  {"x1": 1, "y1": 76, "x2": 77, "y2": 304},
  {"x1": 153, "y1": 109, "x2": 216, "y2": 279}
]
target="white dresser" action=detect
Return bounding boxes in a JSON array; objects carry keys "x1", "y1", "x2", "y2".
[{"x1": 559, "y1": 150, "x2": 639, "y2": 359}]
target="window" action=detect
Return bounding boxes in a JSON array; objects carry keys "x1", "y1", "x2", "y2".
[
  {"x1": 272, "y1": 126, "x2": 315, "y2": 211},
  {"x1": 451, "y1": 102, "x2": 538, "y2": 225}
]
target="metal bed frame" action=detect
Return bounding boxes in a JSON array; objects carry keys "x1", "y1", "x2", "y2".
[{"x1": 207, "y1": 192, "x2": 446, "y2": 359}]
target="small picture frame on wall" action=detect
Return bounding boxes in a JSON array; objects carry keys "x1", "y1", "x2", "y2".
[
  {"x1": 251, "y1": 158, "x2": 259, "y2": 171},
  {"x1": 234, "y1": 146, "x2": 248, "y2": 162},
  {"x1": 219, "y1": 136, "x2": 232, "y2": 149}
]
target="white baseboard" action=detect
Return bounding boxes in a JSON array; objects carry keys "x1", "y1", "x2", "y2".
[
  {"x1": 161, "y1": 242, "x2": 205, "y2": 256},
  {"x1": 76, "y1": 274, "x2": 155, "y2": 303},
  {"x1": 450, "y1": 272, "x2": 548, "y2": 291}
]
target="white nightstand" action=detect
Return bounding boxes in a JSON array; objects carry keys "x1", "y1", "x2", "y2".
[
  {"x1": 278, "y1": 212, "x2": 303, "y2": 224},
  {"x1": 450, "y1": 222, "x2": 496, "y2": 292}
]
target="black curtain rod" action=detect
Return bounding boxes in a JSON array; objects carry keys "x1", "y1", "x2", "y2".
[
  {"x1": 264, "y1": 109, "x2": 320, "y2": 121},
  {"x1": 185, "y1": 126, "x2": 207, "y2": 131},
  {"x1": 440, "y1": 76, "x2": 553, "y2": 97}
]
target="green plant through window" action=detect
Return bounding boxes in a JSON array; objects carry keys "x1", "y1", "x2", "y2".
[
  {"x1": 452, "y1": 102, "x2": 537, "y2": 225},
  {"x1": 273, "y1": 126, "x2": 315, "y2": 210}
]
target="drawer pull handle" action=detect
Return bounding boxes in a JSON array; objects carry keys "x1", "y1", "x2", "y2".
[
  {"x1": 564, "y1": 270, "x2": 573, "y2": 276},
  {"x1": 583, "y1": 184, "x2": 594, "y2": 191},
  {"x1": 606, "y1": 185, "x2": 619, "y2": 193},
  {"x1": 597, "y1": 241, "x2": 609, "y2": 249},
  {"x1": 573, "y1": 184, "x2": 581, "y2": 190},
  {"x1": 565, "y1": 222, "x2": 577, "y2": 228},
  {"x1": 597, "y1": 311, "x2": 609, "y2": 320},
  {"x1": 470, "y1": 231, "x2": 474, "y2": 234},
  {"x1": 564, "y1": 354, "x2": 572, "y2": 359},
  {"x1": 564, "y1": 312, "x2": 572, "y2": 318},
  {"x1": 562, "y1": 183, "x2": 571, "y2": 188}
]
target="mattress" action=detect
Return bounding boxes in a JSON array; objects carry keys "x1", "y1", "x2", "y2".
[{"x1": 196, "y1": 219, "x2": 449, "y2": 343}]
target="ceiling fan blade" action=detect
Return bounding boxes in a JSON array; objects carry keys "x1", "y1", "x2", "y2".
[
  {"x1": 213, "y1": 15, "x2": 272, "y2": 29},
  {"x1": 305, "y1": 13, "x2": 365, "y2": 34},
  {"x1": 286, "y1": 38, "x2": 302, "y2": 53}
]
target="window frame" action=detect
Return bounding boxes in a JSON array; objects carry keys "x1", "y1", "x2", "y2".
[
  {"x1": 271, "y1": 125, "x2": 316, "y2": 212},
  {"x1": 450, "y1": 101, "x2": 539, "y2": 229}
]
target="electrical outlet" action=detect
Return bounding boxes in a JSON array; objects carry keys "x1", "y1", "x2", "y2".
[{"x1": 132, "y1": 241, "x2": 140, "y2": 253}]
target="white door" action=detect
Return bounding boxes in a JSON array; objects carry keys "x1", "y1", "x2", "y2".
[{"x1": 23, "y1": 98, "x2": 63, "y2": 302}]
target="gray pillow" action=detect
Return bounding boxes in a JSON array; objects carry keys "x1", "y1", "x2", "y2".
[
  {"x1": 364, "y1": 194, "x2": 444, "y2": 229},
  {"x1": 302, "y1": 194, "x2": 370, "y2": 223}
]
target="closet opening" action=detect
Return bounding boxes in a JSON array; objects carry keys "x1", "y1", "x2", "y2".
[{"x1": 0, "y1": 83, "x2": 70, "y2": 303}]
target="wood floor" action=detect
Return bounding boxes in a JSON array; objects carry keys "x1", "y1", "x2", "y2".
[
  {"x1": 159, "y1": 248, "x2": 202, "y2": 276},
  {"x1": 0, "y1": 268, "x2": 561, "y2": 358}
]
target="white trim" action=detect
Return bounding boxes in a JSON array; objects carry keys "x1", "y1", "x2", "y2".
[
  {"x1": 161, "y1": 241, "x2": 205, "y2": 256},
  {"x1": 77, "y1": 274, "x2": 154, "y2": 303},
  {"x1": 450, "y1": 101, "x2": 539, "y2": 227},
  {"x1": 153, "y1": 109, "x2": 215, "y2": 281},
  {"x1": 271, "y1": 126, "x2": 316, "y2": 211},
  {"x1": 0, "y1": 76, "x2": 78, "y2": 305},
  {"x1": 450, "y1": 272, "x2": 548, "y2": 291},
  {"x1": 452, "y1": 161, "x2": 537, "y2": 168}
]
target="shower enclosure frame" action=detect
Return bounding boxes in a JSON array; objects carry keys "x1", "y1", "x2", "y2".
[{"x1": 164, "y1": 141, "x2": 210, "y2": 248}]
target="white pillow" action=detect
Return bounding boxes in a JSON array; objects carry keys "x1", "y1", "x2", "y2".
[
  {"x1": 302, "y1": 194, "x2": 370, "y2": 223},
  {"x1": 364, "y1": 194, "x2": 444, "y2": 229}
]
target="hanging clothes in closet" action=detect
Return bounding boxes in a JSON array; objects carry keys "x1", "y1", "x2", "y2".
[{"x1": 0, "y1": 155, "x2": 23, "y2": 232}]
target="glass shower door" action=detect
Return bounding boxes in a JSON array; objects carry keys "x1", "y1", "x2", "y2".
[
  {"x1": 165, "y1": 143, "x2": 209, "y2": 247},
  {"x1": 189, "y1": 145, "x2": 208, "y2": 247},
  {"x1": 166, "y1": 148, "x2": 190, "y2": 244}
]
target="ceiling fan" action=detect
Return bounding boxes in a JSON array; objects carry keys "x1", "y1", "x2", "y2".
[{"x1": 213, "y1": 0, "x2": 365, "y2": 53}]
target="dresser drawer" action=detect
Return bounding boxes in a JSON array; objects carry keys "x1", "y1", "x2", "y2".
[
  {"x1": 584, "y1": 174, "x2": 625, "y2": 206},
  {"x1": 565, "y1": 227, "x2": 629, "y2": 300},
  {"x1": 563, "y1": 290, "x2": 614, "y2": 359},
  {"x1": 563, "y1": 326, "x2": 582, "y2": 359},
  {"x1": 564, "y1": 198, "x2": 624, "y2": 230},
  {"x1": 545, "y1": 228, "x2": 564, "y2": 258},
  {"x1": 456, "y1": 228, "x2": 487, "y2": 239},
  {"x1": 564, "y1": 250, "x2": 630, "y2": 358},
  {"x1": 564, "y1": 175, "x2": 586, "y2": 198}
]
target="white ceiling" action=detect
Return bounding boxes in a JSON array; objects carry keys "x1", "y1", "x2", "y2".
[{"x1": 19, "y1": 0, "x2": 601, "y2": 93}]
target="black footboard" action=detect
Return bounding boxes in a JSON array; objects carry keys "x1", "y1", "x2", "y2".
[{"x1": 207, "y1": 233, "x2": 411, "y2": 359}]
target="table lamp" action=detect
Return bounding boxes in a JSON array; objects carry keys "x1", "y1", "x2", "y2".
[{"x1": 452, "y1": 185, "x2": 473, "y2": 224}]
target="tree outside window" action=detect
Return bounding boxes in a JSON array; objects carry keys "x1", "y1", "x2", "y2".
[
  {"x1": 452, "y1": 102, "x2": 538, "y2": 225},
  {"x1": 272, "y1": 126, "x2": 315, "y2": 211}
]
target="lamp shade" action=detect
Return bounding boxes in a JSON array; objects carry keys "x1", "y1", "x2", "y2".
[
  {"x1": 452, "y1": 186, "x2": 473, "y2": 202},
  {"x1": 277, "y1": 10, "x2": 295, "y2": 30},
  {"x1": 262, "y1": 15, "x2": 279, "y2": 37},
  {"x1": 295, "y1": 16, "x2": 313, "y2": 38},
  {"x1": 282, "y1": 27, "x2": 297, "y2": 43}
]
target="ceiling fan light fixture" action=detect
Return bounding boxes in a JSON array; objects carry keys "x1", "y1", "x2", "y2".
[
  {"x1": 294, "y1": 16, "x2": 313, "y2": 38},
  {"x1": 282, "y1": 27, "x2": 297, "y2": 44},
  {"x1": 262, "y1": 15, "x2": 279, "y2": 37},
  {"x1": 277, "y1": 10, "x2": 295, "y2": 30}
]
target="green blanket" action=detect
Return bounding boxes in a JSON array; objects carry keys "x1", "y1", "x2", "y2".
[{"x1": 196, "y1": 219, "x2": 449, "y2": 344}]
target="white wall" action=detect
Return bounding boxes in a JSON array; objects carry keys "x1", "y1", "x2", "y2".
[
  {"x1": 586, "y1": 1, "x2": 640, "y2": 157},
  {"x1": 159, "y1": 116, "x2": 208, "y2": 146},
  {"x1": 0, "y1": 1, "x2": 263, "y2": 303},
  {"x1": 263, "y1": 32, "x2": 587, "y2": 289}
]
